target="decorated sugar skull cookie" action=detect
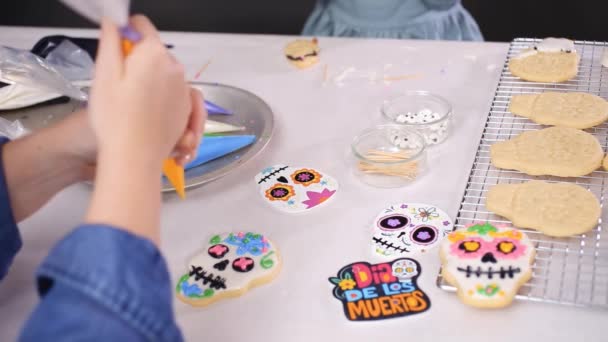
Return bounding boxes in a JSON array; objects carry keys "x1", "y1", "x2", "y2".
[
  {"x1": 176, "y1": 232, "x2": 281, "y2": 307},
  {"x1": 372, "y1": 203, "x2": 453, "y2": 257},
  {"x1": 255, "y1": 165, "x2": 339, "y2": 213},
  {"x1": 440, "y1": 223, "x2": 535, "y2": 308}
]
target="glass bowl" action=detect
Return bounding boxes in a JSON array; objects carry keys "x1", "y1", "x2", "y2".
[
  {"x1": 351, "y1": 125, "x2": 427, "y2": 188},
  {"x1": 381, "y1": 91, "x2": 452, "y2": 145}
]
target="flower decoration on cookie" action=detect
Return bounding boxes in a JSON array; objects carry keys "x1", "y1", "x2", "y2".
[
  {"x1": 414, "y1": 207, "x2": 440, "y2": 222},
  {"x1": 224, "y1": 232, "x2": 270, "y2": 256},
  {"x1": 291, "y1": 168, "x2": 322, "y2": 186},
  {"x1": 302, "y1": 188, "x2": 336, "y2": 209},
  {"x1": 265, "y1": 184, "x2": 295, "y2": 201}
]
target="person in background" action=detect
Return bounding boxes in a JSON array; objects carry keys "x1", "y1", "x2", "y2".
[
  {"x1": 0, "y1": 15, "x2": 204, "y2": 341},
  {"x1": 302, "y1": 0, "x2": 483, "y2": 41}
]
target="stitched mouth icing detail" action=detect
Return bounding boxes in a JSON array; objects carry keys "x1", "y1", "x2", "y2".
[
  {"x1": 372, "y1": 236, "x2": 410, "y2": 253},
  {"x1": 456, "y1": 266, "x2": 521, "y2": 279},
  {"x1": 189, "y1": 266, "x2": 227, "y2": 290}
]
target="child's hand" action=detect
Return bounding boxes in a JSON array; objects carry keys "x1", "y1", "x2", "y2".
[
  {"x1": 89, "y1": 15, "x2": 194, "y2": 169},
  {"x1": 85, "y1": 15, "x2": 205, "y2": 244}
]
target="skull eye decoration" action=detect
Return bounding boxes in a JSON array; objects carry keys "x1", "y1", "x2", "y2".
[
  {"x1": 255, "y1": 165, "x2": 339, "y2": 213},
  {"x1": 440, "y1": 223, "x2": 535, "y2": 308},
  {"x1": 291, "y1": 169, "x2": 321, "y2": 186},
  {"x1": 176, "y1": 232, "x2": 281, "y2": 307},
  {"x1": 372, "y1": 203, "x2": 453, "y2": 257},
  {"x1": 265, "y1": 184, "x2": 295, "y2": 201}
]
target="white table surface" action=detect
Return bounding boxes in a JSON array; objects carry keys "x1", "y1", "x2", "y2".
[{"x1": 0, "y1": 26, "x2": 604, "y2": 342}]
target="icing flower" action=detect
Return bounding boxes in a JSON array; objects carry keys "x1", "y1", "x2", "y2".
[
  {"x1": 265, "y1": 184, "x2": 295, "y2": 201},
  {"x1": 476, "y1": 284, "x2": 500, "y2": 297},
  {"x1": 225, "y1": 232, "x2": 271, "y2": 256},
  {"x1": 291, "y1": 168, "x2": 322, "y2": 187},
  {"x1": 181, "y1": 281, "x2": 203, "y2": 297},
  {"x1": 386, "y1": 218, "x2": 402, "y2": 227},
  {"x1": 467, "y1": 223, "x2": 498, "y2": 235},
  {"x1": 302, "y1": 188, "x2": 336, "y2": 209},
  {"x1": 338, "y1": 279, "x2": 356, "y2": 291},
  {"x1": 414, "y1": 207, "x2": 440, "y2": 222}
]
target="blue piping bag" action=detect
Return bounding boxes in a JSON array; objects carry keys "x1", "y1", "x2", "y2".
[{"x1": 185, "y1": 135, "x2": 256, "y2": 170}]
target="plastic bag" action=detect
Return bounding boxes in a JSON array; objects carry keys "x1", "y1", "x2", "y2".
[
  {"x1": 0, "y1": 116, "x2": 28, "y2": 139},
  {"x1": 45, "y1": 39, "x2": 94, "y2": 81},
  {"x1": 0, "y1": 46, "x2": 88, "y2": 101}
]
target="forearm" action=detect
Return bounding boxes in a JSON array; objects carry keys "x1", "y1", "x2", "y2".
[
  {"x1": 86, "y1": 150, "x2": 162, "y2": 245},
  {"x1": 3, "y1": 124, "x2": 90, "y2": 222}
]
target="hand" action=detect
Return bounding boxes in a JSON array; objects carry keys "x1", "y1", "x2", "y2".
[
  {"x1": 85, "y1": 15, "x2": 203, "y2": 245},
  {"x1": 89, "y1": 15, "x2": 192, "y2": 168}
]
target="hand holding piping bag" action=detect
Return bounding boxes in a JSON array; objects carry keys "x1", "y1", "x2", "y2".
[
  {"x1": 88, "y1": 16, "x2": 205, "y2": 197},
  {"x1": 120, "y1": 18, "x2": 204, "y2": 199}
]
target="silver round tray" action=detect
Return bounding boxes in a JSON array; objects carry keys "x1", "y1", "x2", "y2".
[{"x1": 0, "y1": 82, "x2": 274, "y2": 192}]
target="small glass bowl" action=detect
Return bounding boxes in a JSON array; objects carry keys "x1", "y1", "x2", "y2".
[
  {"x1": 351, "y1": 125, "x2": 427, "y2": 188},
  {"x1": 381, "y1": 91, "x2": 452, "y2": 146}
]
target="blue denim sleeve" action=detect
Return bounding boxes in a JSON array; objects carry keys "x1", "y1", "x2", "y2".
[
  {"x1": 19, "y1": 225, "x2": 183, "y2": 342},
  {"x1": 0, "y1": 137, "x2": 22, "y2": 281}
]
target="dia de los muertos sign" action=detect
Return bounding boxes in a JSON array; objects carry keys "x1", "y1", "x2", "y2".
[{"x1": 329, "y1": 258, "x2": 430, "y2": 321}]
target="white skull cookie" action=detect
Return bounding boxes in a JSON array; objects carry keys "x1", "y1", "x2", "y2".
[
  {"x1": 176, "y1": 232, "x2": 281, "y2": 307},
  {"x1": 372, "y1": 203, "x2": 453, "y2": 257},
  {"x1": 255, "y1": 165, "x2": 339, "y2": 213},
  {"x1": 440, "y1": 223, "x2": 535, "y2": 308}
]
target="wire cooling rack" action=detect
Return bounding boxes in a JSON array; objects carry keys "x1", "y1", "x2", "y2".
[{"x1": 436, "y1": 38, "x2": 608, "y2": 310}]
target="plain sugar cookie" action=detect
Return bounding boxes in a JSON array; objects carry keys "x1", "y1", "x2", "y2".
[
  {"x1": 440, "y1": 223, "x2": 535, "y2": 308},
  {"x1": 176, "y1": 232, "x2": 281, "y2": 307},
  {"x1": 509, "y1": 38, "x2": 579, "y2": 83},
  {"x1": 509, "y1": 92, "x2": 608, "y2": 129},
  {"x1": 487, "y1": 181, "x2": 600, "y2": 237},
  {"x1": 490, "y1": 126, "x2": 603, "y2": 177}
]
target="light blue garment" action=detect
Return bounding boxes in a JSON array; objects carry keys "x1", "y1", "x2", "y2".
[{"x1": 302, "y1": 0, "x2": 483, "y2": 41}]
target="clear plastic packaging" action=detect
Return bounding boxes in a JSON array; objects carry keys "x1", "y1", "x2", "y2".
[
  {"x1": 0, "y1": 46, "x2": 88, "y2": 101},
  {"x1": 351, "y1": 125, "x2": 427, "y2": 188},
  {"x1": 382, "y1": 91, "x2": 452, "y2": 146},
  {"x1": 0, "y1": 116, "x2": 28, "y2": 139},
  {"x1": 45, "y1": 39, "x2": 94, "y2": 81}
]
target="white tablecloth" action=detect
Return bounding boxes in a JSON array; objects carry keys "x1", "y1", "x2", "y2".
[{"x1": 0, "y1": 26, "x2": 603, "y2": 342}]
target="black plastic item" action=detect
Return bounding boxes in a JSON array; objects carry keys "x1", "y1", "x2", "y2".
[
  {"x1": 30, "y1": 35, "x2": 174, "y2": 60},
  {"x1": 31, "y1": 35, "x2": 99, "y2": 59}
]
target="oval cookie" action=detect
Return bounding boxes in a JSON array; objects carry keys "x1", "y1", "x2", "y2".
[
  {"x1": 487, "y1": 181, "x2": 600, "y2": 237},
  {"x1": 490, "y1": 126, "x2": 603, "y2": 177},
  {"x1": 508, "y1": 38, "x2": 579, "y2": 83},
  {"x1": 440, "y1": 223, "x2": 535, "y2": 308},
  {"x1": 176, "y1": 232, "x2": 281, "y2": 307},
  {"x1": 509, "y1": 92, "x2": 608, "y2": 129}
]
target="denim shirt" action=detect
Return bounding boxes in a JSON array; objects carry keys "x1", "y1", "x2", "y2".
[{"x1": 0, "y1": 140, "x2": 183, "y2": 341}]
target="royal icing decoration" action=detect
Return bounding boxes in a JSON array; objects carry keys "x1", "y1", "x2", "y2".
[
  {"x1": 255, "y1": 165, "x2": 339, "y2": 213},
  {"x1": 176, "y1": 232, "x2": 281, "y2": 307},
  {"x1": 329, "y1": 258, "x2": 430, "y2": 321},
  {"x1": 372, "y1": 203, "x2": 453, "y2": 257},
  {"x1": 514, "y1": 38, "x2": 576, "y2": 59},
  {"x1": 440, "y1": 223, "x2": 535, "y2": 308}
]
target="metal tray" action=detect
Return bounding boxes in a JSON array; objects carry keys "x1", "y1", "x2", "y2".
[
  {"x1": 0, "y1": 82, "x2": 274, "y2": 192},
  {"x1": 436, "y1": 38, "x2": 608, "y2": 310}
]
